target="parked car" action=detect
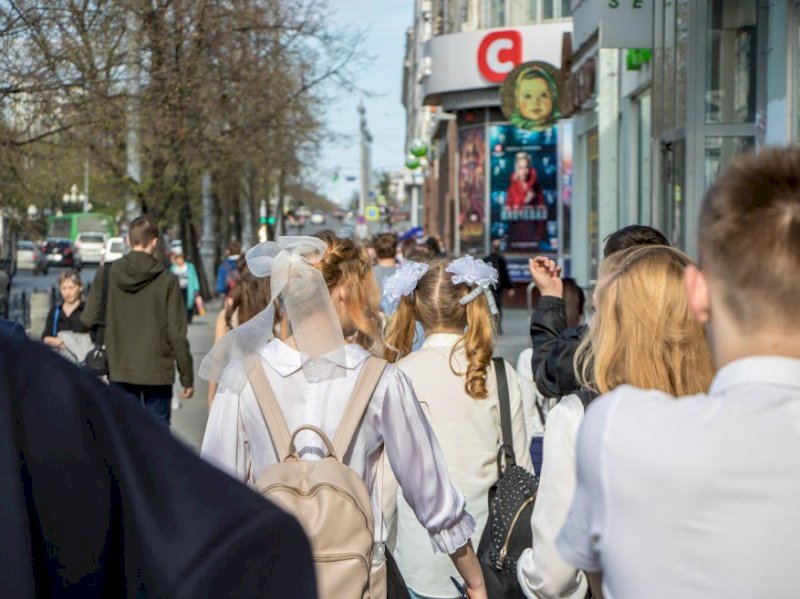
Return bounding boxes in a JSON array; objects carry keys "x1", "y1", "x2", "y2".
[
  {"x1": 310, "y1": 211, "x2": 326, "y2": 225},
  {"x1": 43, "y1": 238, "x2": 82, "y2": 269},
  {"x1": 75, "y1": 232, "x2": 108, "y2": 264},
  {"x1": 100, "y1": 236, "x2": 129, "y2": 265},
  {"x1": 15, "y1": 240, "x2": 48, "y2": 274}
]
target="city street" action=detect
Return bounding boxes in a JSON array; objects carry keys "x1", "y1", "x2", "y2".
[{"x1": 11, "y1": 265, "x2": 98, "y2": 293}]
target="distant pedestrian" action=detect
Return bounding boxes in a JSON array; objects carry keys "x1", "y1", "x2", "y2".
[
  {"x1": 484, "y1": 239, "x2": 514, "y2": 333},
  {"x1": 42, "y1": 269, "x2": 92, "y2": 349},
  {"x1": 0, "y1": 317, "x2": 26, "y2": 341},
  {"x1": 81, "y1": 216, "x2": 193, "y2": 427},
  {"x1": 372, "y1": 232, "x2": 399, "y2": 297},
  {"x1": 170, "y1": 246, "x2": 201, "y2": 324},
  {"x1": 216, "y1": 241, "x2": 242, "y2": 297}
]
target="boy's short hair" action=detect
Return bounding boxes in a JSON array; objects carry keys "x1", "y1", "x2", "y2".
[
  {"x1": 603, "y1": 225, "x2": 669, "y2": 258},
  {"x1": 373, "y1": 233, "x2": 398, "y2": 259},
  {"x1": 227, "y1": 241, "x2": 242, "y2": 256},
  {"x1": 128, "y1": 216, "x2": 159, "y2": 248},
  {"x1": 699, "y1": 147, "x2": 800, "y2": 329}
]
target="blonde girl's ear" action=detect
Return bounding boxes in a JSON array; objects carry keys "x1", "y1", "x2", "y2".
[{"x1": 684, "y1": 265, "x2": 711, "y2": 325}]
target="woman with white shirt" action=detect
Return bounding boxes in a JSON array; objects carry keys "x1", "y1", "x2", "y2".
[
  {"x1": 517, "y1": 245, "x2": 714, "y2": 599},
  {"x1": 200, "y1": 234, "x2": 487, "y2": 599},
  {"x1": 384, "y1": 256, "x2": 532, "y2": 599}
]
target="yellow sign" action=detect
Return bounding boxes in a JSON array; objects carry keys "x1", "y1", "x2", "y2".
[{"x1": 365, "y1": 205, "x2": 380, "y2": 222}]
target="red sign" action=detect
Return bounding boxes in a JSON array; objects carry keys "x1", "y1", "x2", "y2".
[{"x1": 477, "y1": 30, "x2": 523, "y2": 83}]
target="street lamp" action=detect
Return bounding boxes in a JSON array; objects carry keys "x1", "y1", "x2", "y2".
[{"x1": 62, "y1": 184, "x2": 88, "y2": 212}]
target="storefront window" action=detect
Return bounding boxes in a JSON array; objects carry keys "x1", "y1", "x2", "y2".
[
  {"x1": 704, "y1": 136, "x2": 755, "y2": 189},
  {"x1": 637, "y1": 93, "x2": 652, "y2": 224},
  {"x1": 489, "y1": 0, "x2": 506, "y2": 27},
  {"x1": 588, "y1": 131, "x2": 599, "y2": 280},
  {"x1": 661, "y1": 140, "x2": 685, "y2": 248},
  {"x1": 674, "y1": 0, "x2": 689, "y2": 128},
  {"x1": 706, "y1": 0, "x2": 757, "y2": 124}
]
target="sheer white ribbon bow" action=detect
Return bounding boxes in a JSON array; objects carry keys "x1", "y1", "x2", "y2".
[
  {"x1": 199, "y1": 236, "x2": 350, "y2": 392},
  {"x1": 382, "y1": 260, "x2": 429, "y2": 312},
  {"x1": 446, "y1": 255, "x2": 500, "y2": 316}
]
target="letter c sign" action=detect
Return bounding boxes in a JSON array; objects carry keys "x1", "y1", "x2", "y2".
[{"x1": 478, "y1": 30, "x2": 523, "y2": 83}]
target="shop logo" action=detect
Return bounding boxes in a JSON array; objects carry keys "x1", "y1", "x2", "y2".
[{"x1": 478, "y1": 30, "x2": 522, "y2": 83}]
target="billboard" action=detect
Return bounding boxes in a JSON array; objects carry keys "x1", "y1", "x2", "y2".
[
  {"x1": 489, "y1": 124, "x2": 559, "y2": 254},
  {"x1": 458, "y1": 126, "x2": 487, "y2": 253},
  {"x1": 499, "y1": 61, "x2": 563, "y2": 131}
]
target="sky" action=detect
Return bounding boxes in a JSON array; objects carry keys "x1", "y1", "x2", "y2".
[{"x1": 317, "y1": 0, "x2": 413, "y2": 207}]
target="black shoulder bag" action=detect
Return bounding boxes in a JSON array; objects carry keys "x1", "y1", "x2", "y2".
[
  {"x1": 84, "y1": 263, "x2": 111, "y2": 376},
  {"x1": 477, "y1": 357, "x2": 540, "y2": 598}
]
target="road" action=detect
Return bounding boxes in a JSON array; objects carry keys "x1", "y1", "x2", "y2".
[{"x1": 11, "y1": 264, "x2": 98, "y2": 296}]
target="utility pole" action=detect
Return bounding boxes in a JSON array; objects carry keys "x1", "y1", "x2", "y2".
[
  {"x1": 200, "y1": 171, "x2": 215, "y2": 288},
  {"x1": 358, "y1": 102, "x2": 372, "y2": 217},
  {"x1": 124, "y1": 9, "x2": 142, "y2": 222}
]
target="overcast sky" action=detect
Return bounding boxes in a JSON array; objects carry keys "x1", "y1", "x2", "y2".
[{"x1": 317, "y1": 1, "x2": 413, "y2": 206}]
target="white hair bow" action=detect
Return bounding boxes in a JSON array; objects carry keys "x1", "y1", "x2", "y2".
[
  {"x1": 446, "y1": 255, "x2": 500, "y2": 316},
  {"x1": 382, "y1": 260, "x2": 429, "y2": 311}
]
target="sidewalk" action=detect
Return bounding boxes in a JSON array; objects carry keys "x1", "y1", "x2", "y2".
[{"x1": 170, "y1": 304, "x2": 533, "y2": 450}]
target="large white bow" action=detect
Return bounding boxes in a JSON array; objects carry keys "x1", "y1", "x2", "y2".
[{"x1": 199, "y1": 236, "x2": 349, "y2": 392}]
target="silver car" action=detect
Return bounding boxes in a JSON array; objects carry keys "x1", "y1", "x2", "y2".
[
  {"x1": 16, "y1": 240, "x2": 48, "y2": 274},
  {"x1": 75, "y1": 232, "x2": 108, "y2": 264}
]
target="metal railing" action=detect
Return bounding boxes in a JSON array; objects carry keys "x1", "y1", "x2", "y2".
[{"x1": 6, "y1": 289, "x2": 31, "y2": 329}]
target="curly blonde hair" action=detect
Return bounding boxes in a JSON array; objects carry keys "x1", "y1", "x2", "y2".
[
  {"x1": 385, "y1": 259, "x2": 496, "y2": 399},
  {"x1": 575, "y1": 245, "x2": 714, "y2": 396},
  {"x1": 314, "y1": 231, "x2": 384, "y2": 355}
]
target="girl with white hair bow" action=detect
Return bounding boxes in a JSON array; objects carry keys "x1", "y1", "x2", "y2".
[
  {"x1": 199, "y1": 233, "x2": 488, "y2": 599},
  {"x1": 384, "y1": 256, "x2": 532, "y2": 599}
]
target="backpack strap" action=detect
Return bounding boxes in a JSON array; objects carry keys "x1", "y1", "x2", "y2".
[
  {"x1": 493, "y1": 357, "x2": 517, "y2": 474},
  {"x1": 332, "y1": 356, "x2": 388, "y2": 461},
  {"x1": 245, "y1": 355, "x2": 293, "y2": 460}
]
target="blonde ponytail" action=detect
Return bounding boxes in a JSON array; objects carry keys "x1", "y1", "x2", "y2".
[
  {"x1": 459, "y1": 292, "x2": 495, "y2": 398},
  {"x1": 384, "y1": 296, "x2": 418, "y2": 362}
]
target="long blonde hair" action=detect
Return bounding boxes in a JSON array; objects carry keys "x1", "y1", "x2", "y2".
[
  {"x1": 576, "y1": 245, "x2": 713, "y2": 396},
  {"x1": 385, "y1": 259, "x2": 496, "y2": 399},
  {"x1": 313, "y1": 231, "x2": 384, "y2": 355}
]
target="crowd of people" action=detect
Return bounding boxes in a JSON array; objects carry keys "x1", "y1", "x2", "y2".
[{"x1": 2, "y1": 148, "x2": 800, "y2": 598}]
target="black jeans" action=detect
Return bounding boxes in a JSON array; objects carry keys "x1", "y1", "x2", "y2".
[{"x1": 115, "y1": 383, "x2": 173, "y2": 428}]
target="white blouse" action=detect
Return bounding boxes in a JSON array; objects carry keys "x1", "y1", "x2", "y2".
[
  {"x1": 517, "y1": 394, "x2": 588, "y2": 599},
  {"x1": 394, "y1": 333, "x2": 533, "y2": 597},
  {"x1": 200, "y1": 338, "x2": 475, "y2": 554}
]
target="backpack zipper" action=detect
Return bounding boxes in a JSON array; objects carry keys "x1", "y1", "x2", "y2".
[
  {"x1": 314, "y1": 551, "x2": 371, "y2": 575},
  {"x1": 496, "y1": 494, "x2": 536, "y2": 569},
  {"x1": 262, "y1": 482, "x2": 373, "y2": 530}
]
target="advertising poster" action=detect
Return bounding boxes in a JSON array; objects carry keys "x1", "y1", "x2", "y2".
[
  {"x1": 489, "y1": 124, "x2": 559, "y2": 254},
  {"x1": 458, "y1": 127, "x2": 486, "y2": 253}
]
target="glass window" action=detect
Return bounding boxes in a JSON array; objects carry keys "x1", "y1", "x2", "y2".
[
  {"x1": 661, "y1": 140, "x2": 686, "y2": 248},
  {"x1": 489, "y1": 0, "x2": 505, "y2": 27},
  {"x1": 588, "y1": 131, "x2": 599, "y2": 280},
  {"x1": 562, "y1": 0, "x2": 571, "y2": 17},
  {"x1": 704, "y1": 136, "x2": 755, "y2": 188},
  {"x1": 543, "y1": 0, "x2": 554, "y2": 20},
  {"x1": 637, "y1": 93, "x2": 652, "y2": 224},
  {"x1": 706, "y1": 0, "x2": 757, "y2": 124},
  {"x1": 529, "y1": 0, "x2": 539, "y2": 22}
]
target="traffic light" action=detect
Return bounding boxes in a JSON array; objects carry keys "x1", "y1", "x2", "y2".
[
  {"x1": 268, "y1": 216, "x2": 276, "y2": 225},
  {"x1": 259, "y1": 216, "x2": 267, "y2": 225}
]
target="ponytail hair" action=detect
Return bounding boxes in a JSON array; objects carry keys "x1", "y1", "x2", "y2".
[{"x1": 386, "y1": 258, "x2": 496, "y2": 399}]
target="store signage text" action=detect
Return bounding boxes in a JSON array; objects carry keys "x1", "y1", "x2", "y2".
[
  {"x1": 477, "y1": 30, "x2": 523, "y2": 84},
  {"x1": 570, "y1": 58, "x2": 596, "y2": 112}
]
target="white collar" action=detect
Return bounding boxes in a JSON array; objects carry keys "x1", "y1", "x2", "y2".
[
  {"x1": 259, "y1": 338, "x2": 371, "y2": 378},
  {"x1": 710, "y1": 356, "x2": 800, "y2": 395},
  {"x1": 422, "y1": 333, "x2": 462, "y2": 349}
]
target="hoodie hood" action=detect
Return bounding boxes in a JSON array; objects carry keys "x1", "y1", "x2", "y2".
[{"x1": 115, "y1": 251, "x2": 166, "y2": 293}]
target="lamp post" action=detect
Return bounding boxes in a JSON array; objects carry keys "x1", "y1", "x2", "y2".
[{"x1": 62, "y1": 184, "x2": 87, "y2": 212}]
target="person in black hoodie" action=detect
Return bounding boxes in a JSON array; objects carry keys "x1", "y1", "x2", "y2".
[
  {"x1": 529, "y1": 225, "x2": 669, "y2": 399},
  {"x1": 82, "y1": 216, "x2": 193, "y2": 426},
  {"x1": 0, "y1": 329, "x2": 317, "y2": 598}
]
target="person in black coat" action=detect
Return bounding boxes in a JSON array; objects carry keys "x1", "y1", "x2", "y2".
[
  {"x1": 0, "y1": 317, "x2": 26, "y2": 341},
  {"x1": 0, "y1": 332, "x2": 317, "y2": 598},
  {"x1": 484, "y1": 239, "x2": 515, "y2": 334}
]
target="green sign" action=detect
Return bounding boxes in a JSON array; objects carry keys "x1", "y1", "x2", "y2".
[{"x1": 626, "y1": 48, "x2": 652, "y2": 71}]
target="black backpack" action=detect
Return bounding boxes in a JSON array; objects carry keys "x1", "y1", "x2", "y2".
[{"x1": 477, "y1": 358, "x2": 540, "y2": 598}]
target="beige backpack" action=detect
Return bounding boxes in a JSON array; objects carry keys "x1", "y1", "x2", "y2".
[{"x1": 245, "y1": 355, "x2": 388, "y2": 599}]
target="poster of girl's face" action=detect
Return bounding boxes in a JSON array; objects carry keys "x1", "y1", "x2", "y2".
[{"x1": 500, "y1": 61, "x2": 562, "y2": 132}]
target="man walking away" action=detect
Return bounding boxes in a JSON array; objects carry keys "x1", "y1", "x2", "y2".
[
  {"x1": 372, "y1": 232, "x2": 399, "y2": 293},
  {"x1": 82, "y1": 216, "x2": 193, "y2": 427},
  {"x1": 216, "y1": 241, "x2": 242, "y2": 297}
]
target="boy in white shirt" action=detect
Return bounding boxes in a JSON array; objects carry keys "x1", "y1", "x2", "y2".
[{"x1": 556, "y1": 148, "x2": 800, "y2": 599}]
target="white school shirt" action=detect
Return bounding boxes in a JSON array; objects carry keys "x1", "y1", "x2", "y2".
[
  {"x1": 557, "y1": 356, "x2": 800, "y2": 599},
  {"x1": 394, "y1": 333, "x2": 532, "y2": 597},
  {"x1": 516, "y1": 395, "x2": 588, "y2": 599},
  {"x1": 201, "y1": 338, "x2": 476, "y2": 554}
]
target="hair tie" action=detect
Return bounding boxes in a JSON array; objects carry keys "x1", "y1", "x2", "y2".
[{"x1": 446, "y1": 256, "x2": 500, "y2": 316}]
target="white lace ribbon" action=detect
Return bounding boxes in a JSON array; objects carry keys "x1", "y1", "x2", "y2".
[{"x1": 446, "y1": 256, "x2": 500, "y2": 316}]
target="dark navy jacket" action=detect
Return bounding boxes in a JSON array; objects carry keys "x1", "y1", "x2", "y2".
[{"x1": 0, "y1": 337, "x2": 316, "y2": 598}]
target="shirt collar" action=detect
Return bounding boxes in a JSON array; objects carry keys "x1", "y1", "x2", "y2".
[
  {"x1": 423, "y1": 333, "x2": 462, "y2": 348},
  {"x1": 710, "y1": 356, "x2": 800, "y2": 395},
  {"x1": 259, "y1": 338, "x2": 371, "y2": 378}
]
